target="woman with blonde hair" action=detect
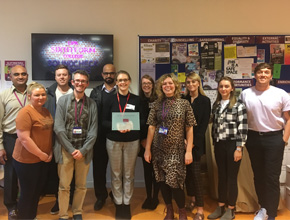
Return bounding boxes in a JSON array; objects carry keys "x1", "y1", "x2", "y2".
[
  {"x1": 183, "y1": 72, "x2": 211, "y2": 220},
  {"x1": 145, "y1": 73, "x2": 196, "y2": 220},
  {"x1": 12, "y1": 82, "x2": 53, "y2": 219}
]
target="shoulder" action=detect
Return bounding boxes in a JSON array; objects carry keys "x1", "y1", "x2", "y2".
[{"x1": 46, "y1": 82, "x2": 58, "y2": 95}]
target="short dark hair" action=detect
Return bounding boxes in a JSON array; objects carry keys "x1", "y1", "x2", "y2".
[
  {"x1": 55, "y1": 64, "x2": 69, "y2": 73},
  {"x1": 254, "y1": 63, "x2": 273, "y2": 75},
  {"x1": 72, "y1": 70, "x2": 90, "y2": 80}
]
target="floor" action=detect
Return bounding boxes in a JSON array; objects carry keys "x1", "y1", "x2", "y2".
[{"x1": 0, "y1": 188, "x2": 290, "y2": 220}]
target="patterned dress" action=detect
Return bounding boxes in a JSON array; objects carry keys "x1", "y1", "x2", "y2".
[{"x1": 147, "y1": 97, "x2": 196, "y2": 189}]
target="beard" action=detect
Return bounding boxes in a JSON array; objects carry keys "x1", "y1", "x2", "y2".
[{"x1": 105, "y1": 77, "x2": 114, "y2": 84}]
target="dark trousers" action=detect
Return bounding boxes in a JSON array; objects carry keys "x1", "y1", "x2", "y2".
[
  {"x1": 13, "y1": 159, "x2": 49, "y2": 220},
  {"x1": 93, "y1": 137, "x2": 108, "y2": 200},
  {"x1": 214, "y1": 140, "x2": 241, "y2": 206},
  {"x1": 140, "y1": 147, "x2": 159, "y2": 199},
  {"x1": 3, "y1": 133, "x2": 18, "y2": 212},
  {"x1": 159, "y1": 181, "x2": 185, "y2": 208},
  {"x1": 185, "y1": 158, "x2": 204, "y2": 207},
  {"x1": 246, "y1": 131, "x2": 284, "y2": 218}
]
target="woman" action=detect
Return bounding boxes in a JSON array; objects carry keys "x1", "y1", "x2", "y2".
[
  {"x1": 103, "y1": 70, "x2": 144, "y2": 220},
  {"x1": 208, "y1": 76, "x2": 247, "y2": 220},
  {"x1": 144, "y1": 73, "x2": 196, "y2": 220},
  {"x1": 12, "y1": 82, "x2": 53, "y2": 220},
  {"x1": 139, "y1": 74, "x2": 159, "y2": 210},
  {"x1": 183, "y1": 72, "x2": 211, "y2": 220}
]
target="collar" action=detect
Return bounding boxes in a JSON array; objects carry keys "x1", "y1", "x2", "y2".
[{"x1": 102, "y1": 84, "x2": 117, "y2": 93}]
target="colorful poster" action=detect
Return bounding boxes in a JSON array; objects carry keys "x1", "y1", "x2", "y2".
[
  {"x1": 224, "y1": 44, "x2": 237, "y2": 59},
  {"x1": 155, "y1": 43, "x2": 170, "y2": 64},
  {"x1": 203, "y1": 70, "x2": 218, "y2": 90},
  {"x1": 185, "y1": 63, "x2": 197, "y2": 74},
  {"x1": 270, "y1": 44, "x2": 285, "y2": 64},
  {"x1": 188, "y1": 43, "x2": 199, "y2": 56},
  {"x1": 5, "y1": 60, "x2": 26, "y2": 81},
  {"x1": 284, "y1": 44, "x2": 290, "y2": 64},
  {"x1": 224, "y1": 58, "x2": 253, "y2": 79},
  {"x1": 273, "y1": 64, "x2": 282, "y2": 79},
  {"x1": 178, "y1": 72, "x2": 186, "y2": 83},
  {"x1": 237, "y1": 46, "x2": 257, "y2": 57},
  {"x1": 171, "y1": 64, "x2": 178, "y2": 76},
  {"x1": 172, "y1": 43, "x2": 187, "y2": 64},
  {"x1": 257, "y1": 49, "x2": 265, "y2": 63},
  {"x1": 140, "y1": 43, "x2": 155, "y2": 63}
]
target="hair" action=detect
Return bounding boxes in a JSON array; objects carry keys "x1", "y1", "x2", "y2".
[
  {"x1": 27, "y1": 82, "x2": 46, "y2": 95},
  {"x1": 213, "y1": 76, "x2": 236, "y2": 109},
  {"x1": 139, "y1": 74, "x2": 157, "y2": 102},
  {"x1": 116, "y1": 70, "x2": 131, "y2": 81},
  {"x1": 55, "y1": 64, "x2": 69, "y2": 73},
  {"x1": 185, "y1": 72, "x2": 206, "y2": 96},
  {"x1": 254, "y1": 63, "x2": 273, "y2": 75},
  {"x1": 156, "y1": 73, "x2": 181, "y2": 100},
  {"x1": 72, "y1": 70, "x2": 90, "y2": 80}
]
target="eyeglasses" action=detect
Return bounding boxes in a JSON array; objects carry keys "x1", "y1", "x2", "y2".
[
  {"x1": 103, "y1": 72, "x2": 116, "y2": 75},
  {"x1": 142, "y1": 82, "x2": 152, "y2": 86},
  {"x1": 12, "y1": 72, "x2": 27, "y2": 77},
  {"x1": 74, "y1": 79, "x2": 88, "y2": 84},
  {"x1": 117, "y1": 79, "x2": 129, "y2": 83}
]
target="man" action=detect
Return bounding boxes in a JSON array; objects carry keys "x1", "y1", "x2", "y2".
[
  {"x1": 241, "y1": 62, "x2": 290, "y2": 220},
  {"x1": 0, "y1": 65, "x2": 28, "y2": 220},
  {"x1": 90, "y1": 63, "x2": 117, "y2": 210},
  {"x1": 44, "y1": 64, "x2": 73, "y2": 214},
  {"x1": 54, "y1": 70, "x2": 98, "y2": 220}
]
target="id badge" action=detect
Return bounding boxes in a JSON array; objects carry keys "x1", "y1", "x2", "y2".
[
  {"x1": 73, "y1": 126, "x2": 82, "y2": 135},
  {"x1": 158, "y1": 126, "x2": 168, "y2": 135}
]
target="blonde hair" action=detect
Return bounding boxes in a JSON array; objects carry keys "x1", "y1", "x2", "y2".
[
  {"x1": 185, "y1": 72, "x2": 206, "y2": 96},
  {"x1": 156, "y1": 73, "x2": 181, "y2": 100},
  {"x1": 27, "y1": 82, "x2": 46, "y2": 95}
]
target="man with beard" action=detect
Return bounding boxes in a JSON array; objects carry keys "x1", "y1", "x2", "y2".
[
  {"x1": 0, "y1": 65, "x2": 28, "y2": 220},
  {"x1": 90, "y1": 64, "x2": 117, "y2": 211}
]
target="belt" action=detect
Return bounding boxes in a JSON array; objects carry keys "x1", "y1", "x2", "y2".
[{"x1": 248, "y1": 129, "x2": 283, "y2": 136}]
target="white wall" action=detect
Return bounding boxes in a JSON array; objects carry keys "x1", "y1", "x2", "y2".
[{"x1": 1, "y1": 0, "x2": 290, "y2": 187}]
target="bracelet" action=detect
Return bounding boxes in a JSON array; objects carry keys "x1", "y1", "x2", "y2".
[{"x1": 236, "y1": 147, "x2": 242, "y2": 152}]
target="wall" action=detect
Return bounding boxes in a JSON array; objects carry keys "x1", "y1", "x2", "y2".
[{"x1": 1, "y1": 0, "x2": 290, "y2": 187}]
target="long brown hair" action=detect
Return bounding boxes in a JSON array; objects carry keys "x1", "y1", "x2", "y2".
[
  {"x1": 213, "y1": 76, "x2": 236, "y2": 109},
  {"x1": 139, "y1": 74, "x2": 157, "y2": 102}
]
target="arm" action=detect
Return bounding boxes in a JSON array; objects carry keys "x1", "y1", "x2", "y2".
[
  {"x1": 17, "y1": 129, "x2": 51, "y2": 162},
  {"x1": 0, "y1": 95, "x2": 7, "y2": 164},
  {"x1": 185, "y1": 126, "x2": 193, "y2": 165},
  {"x1": 283, "y1": 111, "x2": 290, "y2": 144},
  {"x1": 144, "y1": 125, "x2": 156, "y2": 163}
]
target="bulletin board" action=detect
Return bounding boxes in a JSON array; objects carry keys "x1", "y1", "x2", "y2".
[{"x1": 138, "y1": 35, "x2": 290, "y2": 98}]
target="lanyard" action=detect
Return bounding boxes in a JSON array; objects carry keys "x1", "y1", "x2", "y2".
[
  {"x1": 74, "y1": 96, "x2": 85, "y2": 125},
  {"x1": 14, "y1": 91, "x2": 27, "y2": 108},
  {"x1": 162, "y1": 99, "x2": 174, "y2": 121},
  {"x1": 117, "y1": 93, "x2": 130, "y2": 113}
]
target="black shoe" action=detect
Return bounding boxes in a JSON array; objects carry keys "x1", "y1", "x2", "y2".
[
  {"x1": 8, "y1": 209, "x2": 18, "y2": 220},
  {"x1": 150, "y1": 198, "x2": 159, "y2": 210},
  {"x1": 50, "y1": 200, "x2": 59, "y2": 215},
  {"x1": 115, "y1": 204, "x2": 123, "y2": 220},
  {"x1": 123, "y1": 204, "x2": 131, "y2": 220},
  {"x1": 142, "y1": 197, "x2": 152, "y2": 209},
  {"x1": 72, "y1": 214, "x2": 82, "y2": 220},
  {"x1": 94, "y1": 198, "x2": 105, "y2": 211}
]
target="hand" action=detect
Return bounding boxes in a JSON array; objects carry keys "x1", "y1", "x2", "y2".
[
  {"x1": 144, "y1": 149, "x2": 151, "y2": 163},
  {"x1": 234, "y1": 149, "x2": 242, "y2": 162},
  {"x1": 0, "y1": 149, "x2": 7, "y2": 165},
  {"x1": 44, "y1": 151, "x2": 53, "y2": 162},
  {"x1": 119, "y1": 129, "x2": 130, "y2": 133},
  {"x1": 72, "y1": 150, "x2": 83, "y2": 160},
  {"x1": 39, "y1": 152, "x2": 49, "y2": 162},
  {"x1": 185, "y1": 151, "x2": 193, "y2": 165}
]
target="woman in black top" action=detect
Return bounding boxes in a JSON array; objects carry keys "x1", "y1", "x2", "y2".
[
  {"x1": 103, "y1": 70, "x2": 145, "y2": 220},
  {"x1": 139, "y1": 74, "x2": 159, "y2": 210},
  {"x1": 183, "y1": 72, "x2": 211, "y2": 220}
]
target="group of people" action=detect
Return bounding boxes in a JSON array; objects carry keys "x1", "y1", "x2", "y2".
[{"x1": 0, "y1": 62, "x2": 289, "y2": 220}]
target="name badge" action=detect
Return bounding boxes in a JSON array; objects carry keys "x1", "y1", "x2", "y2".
[
  {"x1": 158, "y1": 126, "x2": 168, "y2": 135},
  {"x1": 73, "y1": 127, "x2": 82, "y2": 135},
  {"x1": 126, "y1": 104, "x2": 135, "y2": 110}
]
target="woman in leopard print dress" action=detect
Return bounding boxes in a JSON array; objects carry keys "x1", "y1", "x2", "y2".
[{"x1": 144, "y1": 73, "x2": 196, "y2": 220}]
